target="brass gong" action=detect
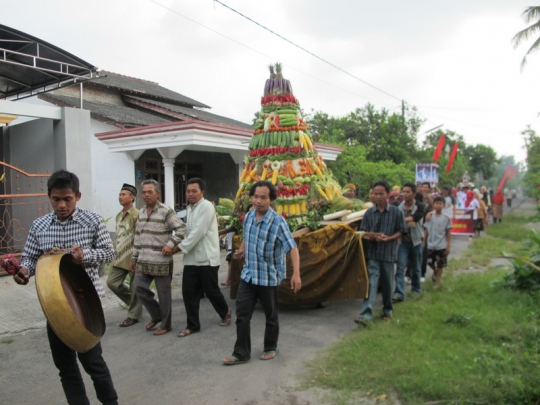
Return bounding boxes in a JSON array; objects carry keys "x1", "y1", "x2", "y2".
[{"x1": 35, "y1": 254, "x2": 106, "y2": 352}]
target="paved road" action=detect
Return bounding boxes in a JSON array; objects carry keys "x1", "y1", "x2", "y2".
[{"x1": 0, "y1": 198, "x2": 529, "y2": 405}]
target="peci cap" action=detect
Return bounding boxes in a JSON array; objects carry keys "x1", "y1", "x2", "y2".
[{"x1": 121, "y1": 183, "x2": 137, "y2": 196}]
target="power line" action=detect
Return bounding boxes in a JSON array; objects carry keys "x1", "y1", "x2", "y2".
[{"x1": 213, "y1": 0, "x2": 404, "y2": 104}]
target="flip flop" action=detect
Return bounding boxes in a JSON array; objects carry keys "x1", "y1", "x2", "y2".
[
  {"x1": 177, "y1": 329, "x2": 200, "y2": 338},
  {"x1": 259, "y1": 348, "x2": 279, "y2": 360},
  {"x1": 223, "y1": 356, "x2": 250, "y2": 366},
  {"x1": 219, "y1": 309, "x2": 232, "y2": 327}
]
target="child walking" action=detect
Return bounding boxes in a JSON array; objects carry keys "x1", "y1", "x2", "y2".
[{"x1": 424, "y1": 196, "x2": 452, "y2": 288}]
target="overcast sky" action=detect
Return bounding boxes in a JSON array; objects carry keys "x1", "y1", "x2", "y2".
[{"x1": 2, "y1": 0, "x2": 538, "y2": 163}]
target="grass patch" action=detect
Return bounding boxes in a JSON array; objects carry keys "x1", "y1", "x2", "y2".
[
  {"x1": 1, "y1": 338, "x2": 13, "y2": 344},
  {"x1": 305, "y1": 211, "x2": 540, "y2": 404},
  {"x1": 305, "y1": 271, "x2": 540, "y2": 404}
]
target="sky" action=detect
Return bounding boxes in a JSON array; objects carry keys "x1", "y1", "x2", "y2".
[{"x1": 2, "y1": 0, "x2": 539, "y2": 164}]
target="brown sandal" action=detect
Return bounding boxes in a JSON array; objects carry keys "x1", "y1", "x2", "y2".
[
  {"x1": 219, "y1": 309, "x2": 232, "y2": 326},
  {"x1": 153, "y1": 328, "x2": 171, "y2": 336},
  {"x1": 145, "y1": 318, "x2": 162, "y2": 331}
]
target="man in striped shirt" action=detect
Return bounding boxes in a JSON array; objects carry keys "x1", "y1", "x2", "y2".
[
  {"x1": 14, "y1": 170, "x2": 118, "y2": 405},
  {"x1": 223, "y1": 181, "x2": 301, "y2": 365},
  {"x1": 131, "y1": 179, "x2": 186, "y2": 336}
]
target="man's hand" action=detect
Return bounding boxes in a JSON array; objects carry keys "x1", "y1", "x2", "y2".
[
  {"x1": 71, "y1": 245, "x2": 83, "y2": 265},
  {"x1": 162, "y1": 245, "x2": 173, "y2": 257},
  {"x1": 445, "y1": 247, "x2": 451, "y2": 255},
  {"x1": 13, "y1": 267, "x2": 29, "y2": 285},
  {"x1": 130, "y1": 261, "x2": 136, "y2": 271},
  {"x1": 171, "y1": 245, "x2": 180, "y2": 255},
  {"x1": 233, "y1": 249, "x2": 244, "y2": 260},
  {"x1": 375, "y1": 234, "x2": 390, "y2": 243},
  {"x1": 291, "y1": 274, "x2": 302, "y2": 294}
]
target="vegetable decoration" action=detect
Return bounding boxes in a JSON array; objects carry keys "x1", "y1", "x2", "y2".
[{"x1": 234, "y1": 63, "x2": 345, "y2": 227}]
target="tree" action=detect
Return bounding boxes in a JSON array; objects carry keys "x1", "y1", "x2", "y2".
[
  {"x1": 512, "y1": 6, "x2": 540, "y2": 70},
  {"x1": 523, "y1": 125, "x2": 540, "y2": 197},
  {"x1": 326, "y1": 145, "x2": 414, "y2": 199},
  {"x1": 462, "y1": 144, "x2": 499, "y2": 180},
  {"x1": 308, "y1": 103, "x2": 424, "y2": 166}
]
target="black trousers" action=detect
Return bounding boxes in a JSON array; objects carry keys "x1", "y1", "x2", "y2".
[
  {"x1": 47, "y1": 323, "x2": 118, "y2": 405},
  {"x1": 232, "y1": 279, "x2": 279, "y2": 361},
  {"x1": 182, "y1": 265, "x2": 229, "y2": 331}
]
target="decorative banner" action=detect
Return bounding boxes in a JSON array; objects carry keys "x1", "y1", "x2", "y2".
[
  {"x1": 416, "y1": 163, "x2": 439, "y2": 185},
  {"x1": 451, "y1": 209, "x2": 474, "y2": 236},
  {"x1": 432, "y1": 134, "x2": 446, "y2": 162},
  {"x1": 445, "y1": 142, "x2": 459, "y2": 174},
  {"x1": 498, "y1": 165, "x2": 513, "y2": 190}
]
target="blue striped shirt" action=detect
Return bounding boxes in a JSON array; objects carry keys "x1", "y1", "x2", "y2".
[{"x1": 241, "y1": 209, "x2": 297, "y2": 286}]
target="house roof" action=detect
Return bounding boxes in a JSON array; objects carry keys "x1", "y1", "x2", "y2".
[
  {"x1": 124, "y1": 95, "x2": 252, "y2": 130},
  {"x1": 94, "y1": 71, "x2": 210, "y2": 108},
  {"x1": 41, "y1": 93, "x2": 170, "y2": 127},
  {"x1": 0, "y1": 24, "x2": 98, "y2": 100}
]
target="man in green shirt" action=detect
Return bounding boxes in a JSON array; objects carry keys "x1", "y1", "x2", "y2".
[{"x1": 107, "y1": 183, "x2": 142, "y2": 327}]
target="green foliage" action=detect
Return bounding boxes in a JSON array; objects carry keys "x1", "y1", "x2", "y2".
[
  {"x1": 512, "y1": 6, "x2": 540, "y2": 70},
  {"x1": 325, "y1": 145, "x2": 414, "y2": 198},
  {"x1": 308, "y1": 103, "x2": 423, "y2": 165},
  {"x1": 523, "y1": 126, "x2": 540, "y2": 198},
  {"x1": 305, "y1": 271, "x2": 540, "y2": 404},
  {"x1": 501, "y1": 230, "x2": 540, "y2": 291}
]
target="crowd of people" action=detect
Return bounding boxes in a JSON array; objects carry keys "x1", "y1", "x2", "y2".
[
  {"x1": 13, "y1": 170, "x2": 300, "y2": 404},
  {"x1": 11, "y1": 168, "x2": 519, "y2": 404},
  {"x1": 353, "y1": 179, "x2": 515, "y2": 325}
]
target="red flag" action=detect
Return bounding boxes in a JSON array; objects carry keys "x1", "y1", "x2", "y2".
[
  {"x1": 498, "y1": 166, "x2": 513, "y2": 190},
  {"x1": 445, "y1": 142, "x2": 459, "y2": 174},
  {"x1": 432, "y1": 134, "x2": 446, "y2": 162},
  {"x1": 507, "y1": 166, "x2": 519, "y2": 181}
]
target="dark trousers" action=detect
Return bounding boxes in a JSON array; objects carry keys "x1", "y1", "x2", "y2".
[
  {"x1": 232, "y1": 279, "x2": 279, "y2": 361},
  {"x1": 421, "y1": 243, "x2": 428, "y2": 278},
  {"x1": 47, "y1": 323, "x2": 118, "y2": 405},
  {"x1": 182, "y1": 265, "x2": 229, "y2": 331},
  {"x1": 135, "y1": 267, "x2": 173, "y2": 330}
]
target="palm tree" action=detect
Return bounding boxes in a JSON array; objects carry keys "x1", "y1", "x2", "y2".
[{"x1": 512, "y1": 6, "x2": 540, "y2": 71}]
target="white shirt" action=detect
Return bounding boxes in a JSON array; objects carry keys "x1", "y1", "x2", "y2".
[{"x1": 178, "y1": 198, "x2": 221, "y2": 266}]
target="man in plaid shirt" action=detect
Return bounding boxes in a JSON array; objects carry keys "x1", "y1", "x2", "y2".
[{"x1": 14, "y1": 170, "x2": 118, "y2": 405}]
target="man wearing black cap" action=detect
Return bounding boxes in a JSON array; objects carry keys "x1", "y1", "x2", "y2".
[{"x1": 106, "y1": 183, "x2": 143, "y2": 327}]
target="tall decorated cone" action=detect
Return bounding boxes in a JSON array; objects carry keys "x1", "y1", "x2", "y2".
[{"x1": 234, "y1": 63, "x2": 345, "y2": 224}]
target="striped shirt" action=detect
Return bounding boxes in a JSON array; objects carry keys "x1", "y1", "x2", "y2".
[
  {"x1": 360, "y1": 204, "x2": 407, "y2": 262},
  {"x1": 241, "y1": 209, "x2": 297, "y2": 286},
  {"x1": 132, "y1": 202, "x2": 186, "y2": 276},
  {"x1": 112, "y1": 206, "x2": 139, "y2": 270},
  {"x1": 20, "y1": 208, "x2": 115, "y2": 297}
]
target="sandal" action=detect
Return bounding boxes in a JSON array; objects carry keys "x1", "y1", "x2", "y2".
[
  {"x1": 259, "y1": 348, "x2": 279, "y2": 360},
  {"x1": 354, "y1": 317, "x2": 369, "y2": 325},
  {"x1": 118, "y1": 318, "x2": 139, "y2": 327},
  {"x1": 145, "y1": 318, "x2": 162, "y2": 331},
  {"x1": 222, "y1": 356, "x2": 250, "y2": 366},
  {"x1": 219, "y1": 309, "x2": 232, "y2": 327},
  {"x1": 153, "y1": 328, "x2": 171, "y2": 336},
  {"x1": 381, "y1": 315, "x2": 392, "y2": 321},
  {"x1": 177, "y1": 329, "x2": 200, "y2": 338}
]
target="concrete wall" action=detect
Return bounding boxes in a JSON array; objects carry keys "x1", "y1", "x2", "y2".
[
  {"x1": 90, "y1": 120, "x2": 135, "y2": 232},
  {"x1": 8, "y1": 118, "x2": 55, "y2": 173}
]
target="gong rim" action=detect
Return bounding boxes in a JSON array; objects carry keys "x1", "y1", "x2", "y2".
[{"x1": 35, "y1": 254, "x2": 105, "y2": 352}]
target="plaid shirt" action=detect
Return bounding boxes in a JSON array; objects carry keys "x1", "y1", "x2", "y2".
[
  {"x1": 20, "y1": 208, "x2": 115, "y2": 297},
  {"x1": 241, "y1": 209, "x2": 297, "y2": 286},
  {"x1": 360, "y1": 204, "x2": 407, "y2": 263}
]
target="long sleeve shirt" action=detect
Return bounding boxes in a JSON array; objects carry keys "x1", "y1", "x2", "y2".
[
  {"x1": 112, "y1": 206, "x2": 139, "y2": 270},
  {"x1": 20, "y1": 208, "x2": 115, "y2": 297},
  {"x1": 178, "y1": 198, "x2": 220, "y2": 267},
  {"x1": 132, "y1": 202, "x2": 186, "y2": 276}
]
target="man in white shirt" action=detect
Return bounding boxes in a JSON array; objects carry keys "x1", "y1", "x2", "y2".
[{"x1": 173, "y1": 178, "x2": 231, "y2": 337}]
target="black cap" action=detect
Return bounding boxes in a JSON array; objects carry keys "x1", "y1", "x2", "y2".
[{"x1": 121, "y1": 183, "x2": 137, "y2": 196}]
